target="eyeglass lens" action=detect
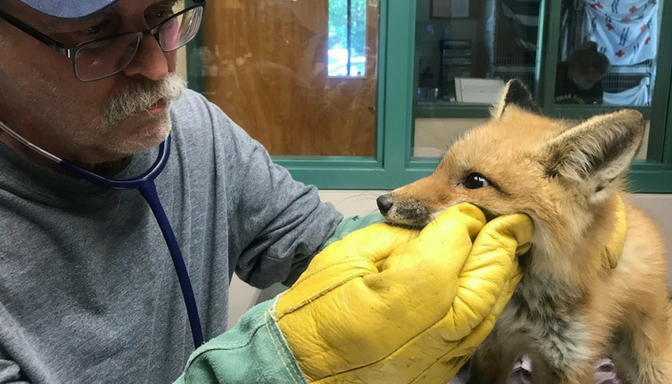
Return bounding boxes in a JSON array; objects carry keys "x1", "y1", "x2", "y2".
[{"x1": 74, "y1": 6, "x2": 203, "y2": 81}]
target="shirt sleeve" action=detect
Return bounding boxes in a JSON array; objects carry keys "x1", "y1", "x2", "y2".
[
  {"x1": 0, "y1": 357, "x2": 30, "y2": 383},
  {"x1": 208, "y1": 103, "x2": 343, "y2": 289},
  {"x1": 174, "y1": 298, "x2": 307, "y2": 384}
]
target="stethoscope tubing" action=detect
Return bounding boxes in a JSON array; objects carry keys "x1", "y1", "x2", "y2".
[
  {"x1": 61, "y1": 136, "x2": 205, "y2": 348},
  {"x1": 0, "y1": 120, "x2": 204, "y2": 348}
]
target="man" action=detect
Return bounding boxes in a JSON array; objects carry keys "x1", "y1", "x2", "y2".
[
  {"x1": 0, "y1": 1, "x2": 532, "y2": 383},
  {"x1": 554, "y1": 42, "x2": 610, "y2": 105}
]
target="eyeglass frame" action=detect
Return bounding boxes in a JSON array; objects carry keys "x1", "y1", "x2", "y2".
[{"x1": 0, "y1": 1, "x2": 205, "y2": 82}]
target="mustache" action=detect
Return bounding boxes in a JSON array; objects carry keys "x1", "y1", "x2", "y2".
[{"x1": 100, "y1": 73, "x2": 187, "y2": 127}]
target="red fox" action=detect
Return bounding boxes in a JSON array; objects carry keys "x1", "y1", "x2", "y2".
[{"x1": 377, "y1": 79, "x2": 672, "y2": 384}]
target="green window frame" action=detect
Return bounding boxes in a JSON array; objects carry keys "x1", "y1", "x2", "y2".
[{"x1": 187, "y1": 1, "x2": 672, "y2": 192}]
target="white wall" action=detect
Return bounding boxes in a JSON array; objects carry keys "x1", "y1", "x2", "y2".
[{"x1": 628, "y1": 194, "x2": 672, "y2": 285}]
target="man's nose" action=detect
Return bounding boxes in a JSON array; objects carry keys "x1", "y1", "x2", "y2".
[{"x1": 122, "y1": 35, "x2": 170, "y2": 80}]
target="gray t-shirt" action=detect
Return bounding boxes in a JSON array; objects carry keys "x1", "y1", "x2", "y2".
[{"x1": 0, "y1": 90, "x2": 342, "y2": 383}]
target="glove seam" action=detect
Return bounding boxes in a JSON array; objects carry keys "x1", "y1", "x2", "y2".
[
  {"x1": 276, "y1": 275, "x2": 367, "y2": 320},
  {"x1": 294, "y1": 259, "x2": 374, "y2": 285},
  {"x1": 268, "y1": 298, "x2": 310, "y2": 383}
]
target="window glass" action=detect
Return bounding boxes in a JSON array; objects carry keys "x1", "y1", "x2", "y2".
[
  {"x1": 415, "y1": 0, "x2": 539, "y2": 105},
  {"x1": 328, "y1": 0, "x2": 368, "y2": 77},
  {"x1": 193, "y1": 0, "x2": 379, "y2": 156},
  {"x1": 413, "y1": 0, "x2": 540, "y2": 158},
  {"x1": 554, "y1": 0, "x2": 661, "y2": 106}
]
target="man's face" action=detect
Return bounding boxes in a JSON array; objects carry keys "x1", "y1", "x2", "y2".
[{"x1": 0, "y1": 0, "x2": 187, "y2": 165}]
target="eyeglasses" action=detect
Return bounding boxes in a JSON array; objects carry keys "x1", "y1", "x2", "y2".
[{"x1": 0, "y1": 3, "x2": 204, "y2": 82}]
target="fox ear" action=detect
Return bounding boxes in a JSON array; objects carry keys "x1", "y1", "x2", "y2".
[
  {"x1": 539, "y1": 109, "x2": 644, "y2": 204},
  {"x1": 491, "y1": 79, "x2": 541, "y2": 119}
]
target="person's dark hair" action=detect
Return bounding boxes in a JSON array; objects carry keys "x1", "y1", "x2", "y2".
[{"x1": 567, "y1": 41, "x2": 610, "y2": 79}]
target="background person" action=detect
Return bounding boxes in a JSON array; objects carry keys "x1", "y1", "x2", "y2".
[{"x1": 555, "y1": 41, "x2": 610, "y2": 104}]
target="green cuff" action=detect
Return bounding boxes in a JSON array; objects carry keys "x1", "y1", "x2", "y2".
[
  {"x1": 174, "y1": 298, "x2": 307, "y2": 384},
  {"x1": 322, "y1": 212, "x2": 386, "y2": 249}
]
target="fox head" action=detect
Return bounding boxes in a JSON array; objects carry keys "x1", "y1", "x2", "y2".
[{"x1": 379, "y1": 79, "x2": 644, "y2": 279}]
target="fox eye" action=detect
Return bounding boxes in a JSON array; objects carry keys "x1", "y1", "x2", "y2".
[{"x1": 463, "y1": 173, "x2": 490, "y2": 189}]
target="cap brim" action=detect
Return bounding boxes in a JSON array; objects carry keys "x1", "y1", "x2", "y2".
[{"x1": 18, "y1": 0, "x2": 120, "y2": 19}]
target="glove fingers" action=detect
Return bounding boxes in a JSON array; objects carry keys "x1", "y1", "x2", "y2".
[
  {"x1": 277, "y1": 223, "x2": 419, "y2": 319},
  {"x1": 370, "y1": 203, "x2": 487, "y2": 286},
  {"x1": 353, "y1": 203, "x2": 486, "y2": 328},
  {"x1": 392, "y1": 203, "x2": 487, "y2": 272},
  {"x1": 283, "y1": 204, "x2": 487, "y2": 378},
  {"x1": 309, "y1": 223, "x2": 419, "y2": 270},
  {"x1": 288, "y1": 223, "x2": 419, "y2": 297},
  {"x1": 279, "y1": 205, "x2": 531, "y2": 383},
  {"x1": 356, "y1": 214, "x2": 527, "y2": 378},
  {"x1": 449, "y1": 262, "x2": 521, "y2": 358},
  {"x1": 451, "y1": 213, "x2": 532, "y2": 329},
  {"x1": 417, "y1": 203, "x2": 487, "y2": 250},
  {"x1": 401, "y1": 260, "x2": 521, "y2": 384}
]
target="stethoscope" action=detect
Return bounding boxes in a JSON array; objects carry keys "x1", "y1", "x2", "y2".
[{"x1": 0, "y1": 120, "x2": 204, "y2": 348}]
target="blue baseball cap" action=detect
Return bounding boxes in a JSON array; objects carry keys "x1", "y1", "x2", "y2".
[{"x1": 17, "y1": 0, "x2": 121, "y2": 19}]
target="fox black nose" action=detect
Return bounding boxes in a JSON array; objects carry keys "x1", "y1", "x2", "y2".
[{"x1": 377, "y1": 195, "x2": 394, "y2": 215}]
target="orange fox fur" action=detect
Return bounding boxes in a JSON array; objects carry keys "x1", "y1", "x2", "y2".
[{"x1": 378, "y1": 80, "x2": 672, "y2": 384}]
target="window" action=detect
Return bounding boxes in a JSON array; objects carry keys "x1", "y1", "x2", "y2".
[
  {"x1": 409, "y1": 0, "x2": 672, "y2": 192},
  {"x1": 553, "y1": 0, "x2": 660, "y2": 107},
  {"x1": 416, "y1": 0, "x2": 541, "y2": 107},
  {"x1": 413, "y1": 0, "x2": 663, "y2": 111},
  {"x1": 187, "y1": 0, "x2": 672, "y2": 192},
  {"x1": 328, "y1": 0, "x2": 368, "y2": 77},
  {"x1": 188, "y1": 0, "x2": 380, "y2": 157}
]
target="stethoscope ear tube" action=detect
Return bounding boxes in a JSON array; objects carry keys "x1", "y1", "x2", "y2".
[
  {"x1": 62, "y1": 135, "x2": 205, "y2": 348},
  {"x1": 59, "y1": 136, "x2": 170, "y2": 189},
  {"x1": 0, "y1": 119, "x2": 205, "y2": 349},
  {"x1": 61, "y1": 135, "x2": 205, "y2": 348}
]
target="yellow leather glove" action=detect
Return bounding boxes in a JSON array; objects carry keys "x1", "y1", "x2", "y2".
[{"x1": 274, "y1": 203, "x2": 533, "y2": 384}]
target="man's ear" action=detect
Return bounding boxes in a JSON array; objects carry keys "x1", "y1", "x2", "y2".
[
  {"x1": 491, "y1": 79, "x2": 542, "y2": 119},
  {"x1": 538, "y1": 109, "x2": 644, "y2": 204}
]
